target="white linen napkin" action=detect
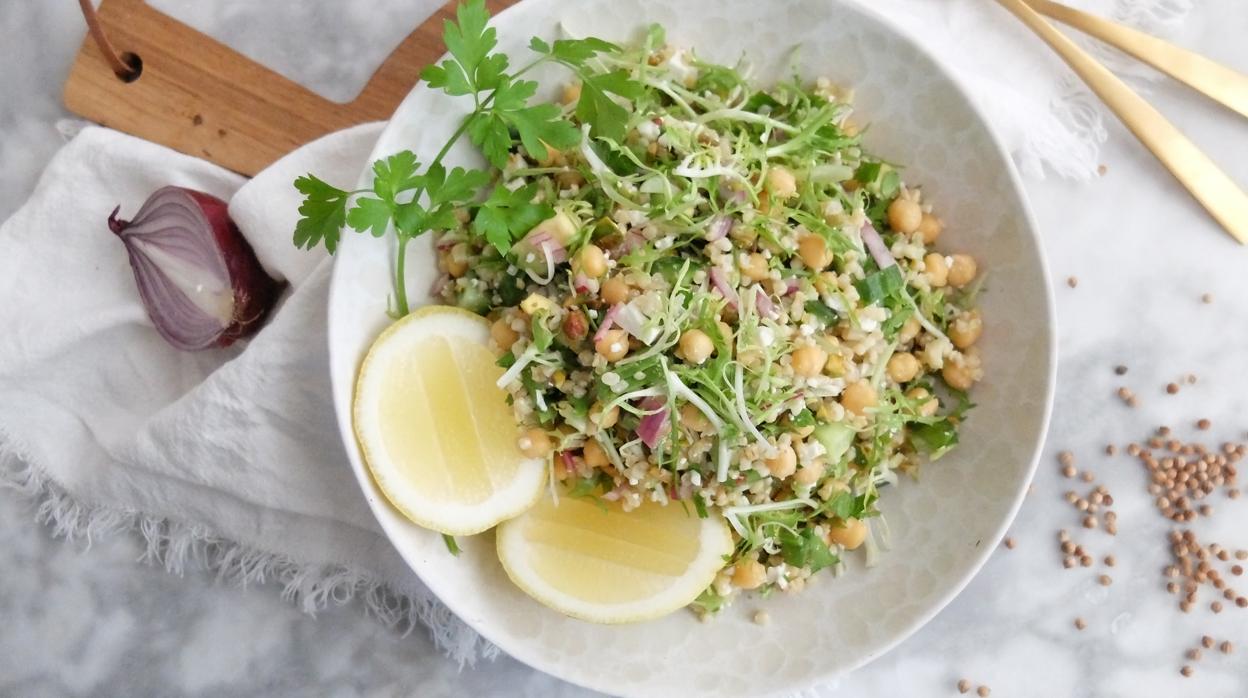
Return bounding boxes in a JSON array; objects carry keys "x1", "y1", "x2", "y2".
[{"x1": 0, "y1": 0, "x2": 1190, "y2": 672}]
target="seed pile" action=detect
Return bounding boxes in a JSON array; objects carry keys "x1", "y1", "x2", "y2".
[
  {"x1": 1163, "y1": 531, "x2": 1248, "y2": 614},
  {"x1": 1127, "y1": 428, "x2": 1242, "y2": 523}
]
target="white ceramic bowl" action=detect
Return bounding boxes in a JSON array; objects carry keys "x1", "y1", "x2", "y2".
[{"x1": 328, "y1": 0, "x2": 1056, "y2": 695}]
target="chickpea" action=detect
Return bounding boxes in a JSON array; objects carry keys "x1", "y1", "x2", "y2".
[
  {"x1": 561, "y1": 81, "x2": 581, "y2": 105},
  {"x1": 794, "y1": 463, "x2": 824, "y2": 486},
  {"x1": 887, "y1": 198, "x2": 922, "y2": 234},
  {"x1": 679, "y1": 329, "x2": 714, "y2": 365},
  {"x1": 947, "y1": 254, "x2": 978, "y2": 288},
  {"x1": 765, "y1": 166, "x2": 798, "y2": 199},
  {"x1": 575, "y1": 244, "x2": 608, "y2": 278},
  {"x1": 445, "y1": 242, "x2": 470, "y2": 277},
  {"x1": 583, "y1": 439, "x2": 609, "y2": 468},
  {"x1": 601, "y1": 275, "x2": 630, "y2": 305},
  {"x1": 916, "y1": 213, "x2": 944, "y2": 243},
  {"x1": 826, "y1": 517, "x2": 868, "y2": 550},
  {"x1": 740, "y1": 253, "x2": 769, "y2": 282},
  {"x1": 680, "y1": 403, "x2": 711, "y2": 432},
  {"x1": 590, "y1": 401, "x2": 619, "y2": 429},
  {"x1": 949, "y1": 309, "x2": 983, "y2": 349},
  {"x1": 942, "y1": 361, "x2": 976, "y2": 391},
  {"x1": 791, "y1": 345, "x2": 828, "y2": 377},
  {"x1": 841, "y1": 380, "x2": 879, "y2": 415},
  {"x1": 899, "y1": 315, "x2": 922, "y2": 343},
  {"x1": 595, "y1": 329, "x2": 630, "y2": 361},
  {"x1": 924, "y1": 253, "x2": 949, "y2": 287},
  {"x1": 518, "y1": 427, "x2": 553, "y2": 459},
  {"x1": 823, "y1": 352, "x2": 846, "y2": 377},
  {"x1": 906, "y1": 387, "x2": 940, "y2": 417},
  {"x1": 886, "y1": 352, "x2": 921, "y2": 383},
  {"x1": 731, "y1": 559, "x2": 767, "y2": 590},
  {"x1": 797, "y1": 234, "x2": 832, "y2": 270},
  {"x1": 490, "y1": 318, "x2": 519, "y2": 351},
  {"x1": 764, "y1": 443, "x2": 797, "y2": 479}
]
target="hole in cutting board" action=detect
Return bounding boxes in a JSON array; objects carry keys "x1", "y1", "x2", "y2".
[
  {"x1": 118, "y1": 51, "x2": 142, "y2": 82},
  {"x1": 147, "y1": 0, "x2": 443, "y2": 103}
]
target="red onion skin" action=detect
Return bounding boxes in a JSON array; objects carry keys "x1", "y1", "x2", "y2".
[
  {"x1": 593, "y1": 304, "x2": 623, "y2": 343},
  {"x1": 709, "y1": 267, "x2": 740, "y2": 308},
  {"x1": 110, "y1": 187, "x2": 283, "y2": 351}
]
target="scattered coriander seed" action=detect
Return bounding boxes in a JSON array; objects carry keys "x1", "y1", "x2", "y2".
[
  {"x1": 1202, "y1": 635, "x2": 1215, "y2": 649},
  {"x1": 977, "y1": 686, "x2": 990, "y2": 698},
  {"x1": 1201, "y1": 293, "x2": 1213, "y2": 304},
  {"x1": 1106, "y1": 444, "x2": 1118, "y2": 456},
  {"x1": 1167, "y1": 383, "x2": 1180, "y2": 395},
  {"x1": 1067, "y1": 276, "x2": 1078, "y2": 288},
  {"x1": 1198, "y1": 419, "x2": 1211, "y2": 431},
  {"x1": 1238, "y1": 551, "x2": 1248, "y2": 561},
  {"x1": 1059, "y1": 451, "x2": 1075, "y2": 467},
  {"x1": 1181, "y1": 601, "x2": 1193, "y2": 613},
  {"x1": 1221, "y1": 641, "x2": 1233, "y2": 654},
  {"x1": 1181, "y1": 666, "x2": 1193, "y2": 677},
  {"x1": 958, "y1": 679, "x2": 971, "y2": 694},
  {"x1": 1231, "y1": 489, "x2": 1242, "y2": 500},
  {"x1": 1063, "y1": 556, "x2": 1076, "y2": 569},
  {"x1": 1211, "y1": 601, "x2": 1223, "y2": 613},
  {"x1": 1058, "y1": 529, "x2": 1070, "y2": 543},
  {"x1": 1167, "y1": 582, "x2": 1179, "y2": 594},
  {"x1": 1081, "y1": 555, "x2": 1094, "y2": 567},
  {"x1": 1062, "y1": 465, "x2": 1076, "y2": 478},
  {"x1": 1187, "y1": 648, "x2": 1202, "y2": 661},
  {"x1": 1237, "y1": 597, "x2": 1247, "y2": 608},
  {"x1": 1004, "y1": 537, "x2": 1016, "y2": 550},
  {"x1": 1234, "y1": 565, "x2": 1243, "y2": 576},
  {"x1": 1081, "y1": 471, "x2": 1095, "y2": 483},
  {"x1": 1074, "y1": 617, "x2": 1087, "y2": 630},
  {"x1": 752, "y1": 610, "x2": 770, "y2": 625},
  {"x1": 1187, "y1": 374, "x2": 1198, "y2": 384},
  {"x1": 1115, "y1": 365, "x2": 1128, "y2": 376},
  {"x1": 1099, "y1": 574, "x2": 1113, "y2": 586},
  {"x1": 1105, "y1": 555, "x2": 1116, "y2": 567},
  {"x1": 1083, "y1": 516, "x2": 1098, "y2": 529}
]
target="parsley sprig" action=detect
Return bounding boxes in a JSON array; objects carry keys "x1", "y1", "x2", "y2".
[{"x1": 291, "y1": 0, "x2": 642, "y2": 316}]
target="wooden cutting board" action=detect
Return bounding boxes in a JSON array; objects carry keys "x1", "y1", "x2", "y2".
[{"x1": 63, "y1": 0, "x2": 516, "y2": 177}]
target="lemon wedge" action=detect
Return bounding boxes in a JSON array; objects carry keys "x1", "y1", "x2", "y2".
[
  {"x1": 496, "y1": 493, "x2": 733, "y2": 623},
  {"x1": 353, "y1": 305, "x2": 545, "y2": 535}
]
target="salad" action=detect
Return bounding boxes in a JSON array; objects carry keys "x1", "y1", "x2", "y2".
[{"x1": 296, "y1": 2, "x2": 984, "y2": 615}]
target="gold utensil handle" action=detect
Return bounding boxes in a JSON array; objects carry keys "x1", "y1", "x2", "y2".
[
  {"x1": 1025, "y1": 0, "x2": 1248, "y2": 118},
  {"x1": 996, "y1": 0, "x2": 1248, "y2": 244}
]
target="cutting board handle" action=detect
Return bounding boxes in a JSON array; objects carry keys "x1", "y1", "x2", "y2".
[{"x1": 63, "y1": 0, "x2": 515, "y2": 177}]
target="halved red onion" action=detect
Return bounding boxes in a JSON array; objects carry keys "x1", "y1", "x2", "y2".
[
  {"x1": 709, "y1": 267, "x2": 739, "y2": 308},
  {"x1": 109, "y1": 186, "x2": 282, "y2": 351},
  {"x1": 860, "y1": 222, "x2": 896, "y2": 269},
  {"x1": 636, "y1": 396, "x2": 670, "y2": 449},
  {"x1": 706, "y1": 215, "x2": 733, "y2": 241},
  {"x1": 784, "y1": 277, "x2": 801, "y2": 296},
  {"x1": 593, "y1": 303, "x2": 623, "y2": 343},
  {"x1": 573, "y1": 273, "x2": 592, "y2": 295}
]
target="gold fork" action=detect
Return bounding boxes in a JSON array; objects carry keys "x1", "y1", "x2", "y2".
[{"x1": 995, "y1": 0, "x2": 1248, "y2": 244}]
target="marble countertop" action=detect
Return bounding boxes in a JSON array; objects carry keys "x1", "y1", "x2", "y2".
[{"x1": 3, "y1": 1, "x2": 1248, "y2": 696}]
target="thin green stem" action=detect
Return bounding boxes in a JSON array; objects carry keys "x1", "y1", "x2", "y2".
[{"x1": 394, "y1": 234, "x2": 410, "y2": 315}]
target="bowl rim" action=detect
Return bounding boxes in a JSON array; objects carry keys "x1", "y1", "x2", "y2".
[{"x1": 327, "y1": 0, "x2": 1058, "y2": 693}]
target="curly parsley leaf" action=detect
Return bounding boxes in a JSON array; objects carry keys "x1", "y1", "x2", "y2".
[
  {"x1": 293, "y1": 175, "x2": 349, "y2": 253},
  {"x1": 473, "y1": 183, "x2": 552, "y2": 255}
]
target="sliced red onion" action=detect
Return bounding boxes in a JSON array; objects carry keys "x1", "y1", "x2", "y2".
[
  {"x1": 573, "y1": 273, "x2": 591, "y2": 295},
  {"x1": 621, "y1": 229, "x2": 646, "y2": 253},
  {"x1": 861, "y1": 222, "x2": 896, "y2": 269},
  {"x1": 706, "y1": 215, "x2": 732, "y2": 241},
  {"x1": 755, "y1": 288, "x2": 776, "y2": 318},
  {"x1": 636, "y1": 396, "x2": 670, "y2": 449},
  {"x1": 784, "y1": 278, "x2": 801, "y2": 296},
  {"x1": 709, "y1": 267, "x2": 739, "y2": 308},
  {"x1": 561, "y1": 450, "x2": 575, "y2": 471},
  {"x1": 593, "y1": 303, "x2": 623, "y2": 343},
  {"x1": 109, "y1": 186, "x2": 282, "y2": 351}
]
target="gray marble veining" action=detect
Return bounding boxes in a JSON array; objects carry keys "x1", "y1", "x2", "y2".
[{"x1": 3, "y1": 1, "x2": 1248, "y2": 696}]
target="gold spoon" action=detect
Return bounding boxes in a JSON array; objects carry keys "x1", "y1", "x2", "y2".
[{"x1": 995, "y1": 0, "x2": 1248, "y2": 244}]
